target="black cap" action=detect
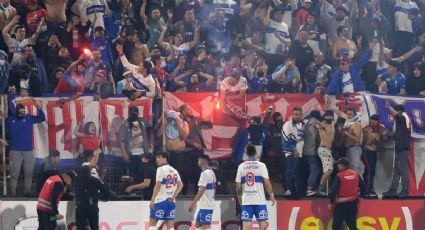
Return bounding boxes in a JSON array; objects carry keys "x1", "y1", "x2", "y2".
[
  {"x1": 388, "y1": 59, "x2": 399, "y2": 69},
  {"x1": 48, "y1": 150, "x2": 60, "y2": 158},
  {"x1": 129, "y1": 106, "x2": 139, "y2": 114},
  {"x1": 336, "y1": 157, "x2": 350, "y2": 167},
  {"x1": 370, "y1": 114, "x2": 379, "y2": 121},
  {"x1": 324, "y1": 110, "x2": 334, "y2": 117},
  {"x1": 150, "y1": 44, "x2": 161, "y2": 51},
  {"x1": 309, "y1": 110, "x2": 321, "y2": 120}
]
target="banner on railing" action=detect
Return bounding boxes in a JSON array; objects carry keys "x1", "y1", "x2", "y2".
[
  {"x1": 361, "y1": 93, "x2": 425, "y2": 196},
  {"x1": 164, "y1": 92, "x2": 324, "y2": 158},
  {"x1": 11, "y1": 96, "x2": 152, "y2": 160}
]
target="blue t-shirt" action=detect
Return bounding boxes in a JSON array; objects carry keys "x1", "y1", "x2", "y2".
[{"x1": 380, "y1": 71, "x2": 406, "y2": 95}]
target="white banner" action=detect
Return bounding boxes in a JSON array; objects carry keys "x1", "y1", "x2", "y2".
[
  {"x1": 13, "y1": 96, "x2": 100, "y2": 160},
  {"x1": 11, "y1": 96, "x2": 153, "y2": 160}
]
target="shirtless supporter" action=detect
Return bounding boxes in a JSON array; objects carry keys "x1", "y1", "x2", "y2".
[
  {"x1": 0, "y1": 0, "x2": 16, "y2": 50},
  {"x1": 44, "y1": 0, "x2": 68, "y2": 43},
  {"x1": 317, "y1": 110, "x2": 335, "y2": 195}
]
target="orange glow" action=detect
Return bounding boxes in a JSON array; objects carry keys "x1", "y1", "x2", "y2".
[
  {"x1": 83, "y1": 49, "x2": 93, "y2": 58},
  {"x1": 216, "y1": 101, "x2": 220, "y2": 109}
]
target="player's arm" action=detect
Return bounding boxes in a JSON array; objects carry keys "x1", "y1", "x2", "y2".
[
  {"x1": 263, "y1": 178, "x2": 276, "y2": 206},
  {"x1": 236, "y1": 182, "x2": 242, "y2": 204},
  {"x1": 171, "y1": 180, "x2": 183, "y2": 201},
  {"x1": 149, "y1": 181, "x2": 162, "y2": 209},
  {"x1": 235, "y1": 165, "x2": 242, "y2": 204},
  {"x1": 188, "y1": 186, "x2": 206, "y2": 212},
  {"x1": 262, "y1": 164, "x2": 275, "y2": 205}
]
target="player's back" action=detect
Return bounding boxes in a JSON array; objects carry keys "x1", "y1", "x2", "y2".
[
  {"x1": 198, "y1": 168, "x2": 216, "y2": 210},
  {"x1": 236, "y1": 160, "x2": 269, "y2": 205},
  {"x1": 155, "y1": 164, "x2": 181, "y2": 203}
]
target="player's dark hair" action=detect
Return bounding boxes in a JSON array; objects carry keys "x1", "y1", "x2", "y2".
[
  {"x1": 199, "y1": 154, "x2": 210, "y2": 164},
  {"x1": 156, "y1": 152, "x2": 169, "y2": 160},
  {"x1": 246, "y1": 144, "x2": 257, "y2": 157}
]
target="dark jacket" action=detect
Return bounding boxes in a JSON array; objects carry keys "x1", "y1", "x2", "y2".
[{"x1": 75, "y1": 175, "x2": 110, "y2": 208}]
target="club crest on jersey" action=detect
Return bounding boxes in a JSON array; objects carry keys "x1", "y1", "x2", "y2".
[{"x1": 246, "y1": 172, "x2": 255, "y2": 187}]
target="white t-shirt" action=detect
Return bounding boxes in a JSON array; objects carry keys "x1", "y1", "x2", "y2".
[
  {"x1": 197, "y1": 168, "x2": 216, "y2": 210},
  {"x1": 265, "y1": 19, "x2": 289, "y2": 55},
  {"x1": 220, "y1": 76, "x2": 248, "y2": 93},
  {"x1": 342, "y1": 72, "x2": 354, "y2": 93},
  {"x1": 370, "y1": 37, "x2": 381, "y2": 62},
  {"x1": 235, "y1": 160, "x2": 269, "y2": 205},
  {"x1": 154, "y1": 164, "x2": 181, "y2": 203},
  {"x1": 394, "y1": 0, "x2": 418, "y2": 33}
]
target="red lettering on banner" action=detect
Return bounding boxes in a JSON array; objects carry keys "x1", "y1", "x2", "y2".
[
  {"x1": 128, "y1": 99, "x2": 152, "y2": 121},
  {"x1": 45, "y1": 100, "x2": 83, "y2": 152},
  {"x1": 99, "y1": 100, "x2": 125, "y2": 149}
]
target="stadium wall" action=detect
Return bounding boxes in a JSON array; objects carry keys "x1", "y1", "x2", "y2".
[{"x1": 1, "y1": 199, "x2": 424, "y2": 230}]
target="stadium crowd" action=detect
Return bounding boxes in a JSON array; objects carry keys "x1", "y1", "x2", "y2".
[{"x1": 0, "y1": 0, "x2": 423, "y2": 198}]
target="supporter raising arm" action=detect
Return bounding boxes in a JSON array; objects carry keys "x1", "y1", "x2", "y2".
[
  {"x1": 325, "y1": 40, "x2": 377, "y2": 96},
  {"x1": 158, "y1": 23, "x2": 200, "y2": 62},
  {"x1": 116, "y1": 43, "x2": 156, "y2": 99}
]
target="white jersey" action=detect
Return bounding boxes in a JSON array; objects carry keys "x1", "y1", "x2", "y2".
[
  {"x1": 154, "y1": 164, "x2": 181, "y2": 203},
  {"x1": 235, "y1": 160, "x2": 269, "y2": 205},
  {"x1": 265, "y1": 19, "x2": 289, "y2": 55},
  {"x1": 394, "y1": 0, "x2": 419, "y2": 33},
  {"x1": 220, "y1": 76, "x2": 248, "y2": 93},
  {"x1": 197, "y1": 168, "x2": 216, "y2": 210}
]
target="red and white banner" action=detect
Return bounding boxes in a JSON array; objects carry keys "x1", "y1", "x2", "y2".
[
  {"x1": 13, "y1": 96, "x2": 101, "y2": 159},
  {"x1": 277, "y1": 199, "x2": 425, "y2": 230},
  {"x1": 12, "y1": 96, "x2": 152, "y2": 159},
  {"x1": 99, "y1": 98, "x2": 152, "y2": 157},
  {"x1": 164, "y1": 92, "x2": 325, "y2": 158}
]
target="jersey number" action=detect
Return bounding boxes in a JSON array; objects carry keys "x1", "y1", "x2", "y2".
[
  {"x1": 165, "y1": 174, "x2": 178, "y2": 188},
  {"x1": 246, "y1": 172, "x2": 255, "y2": 187}
]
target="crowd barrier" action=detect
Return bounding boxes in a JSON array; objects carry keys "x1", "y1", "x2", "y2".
[
  {"x1": 1, "y1": 199, "x2": 424, "y2": 230},
  {"x1": 3, "y1": 92, "x2": 425, "y2": 196}
]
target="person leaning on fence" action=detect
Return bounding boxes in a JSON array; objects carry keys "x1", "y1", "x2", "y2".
[
  {"x1": 6, "y1": 100, "x2": 45, "y2": 196},
  {"x1": 119, "y1": 106, "x2": 152, "y2": 177},
  {"x1": 383, "y1": 101, "x2": 412, "y2": 198},
  {"x1": 36, "y1": 150, "x2": 61, "y2": 193},
  {"x1": 121, "y1": 152, "x2": 156, "y2": 200}
]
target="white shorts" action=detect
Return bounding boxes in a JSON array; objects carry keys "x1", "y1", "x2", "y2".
[{"x1": 318, "y1": 147, "x2": 334, "y2": 172}]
